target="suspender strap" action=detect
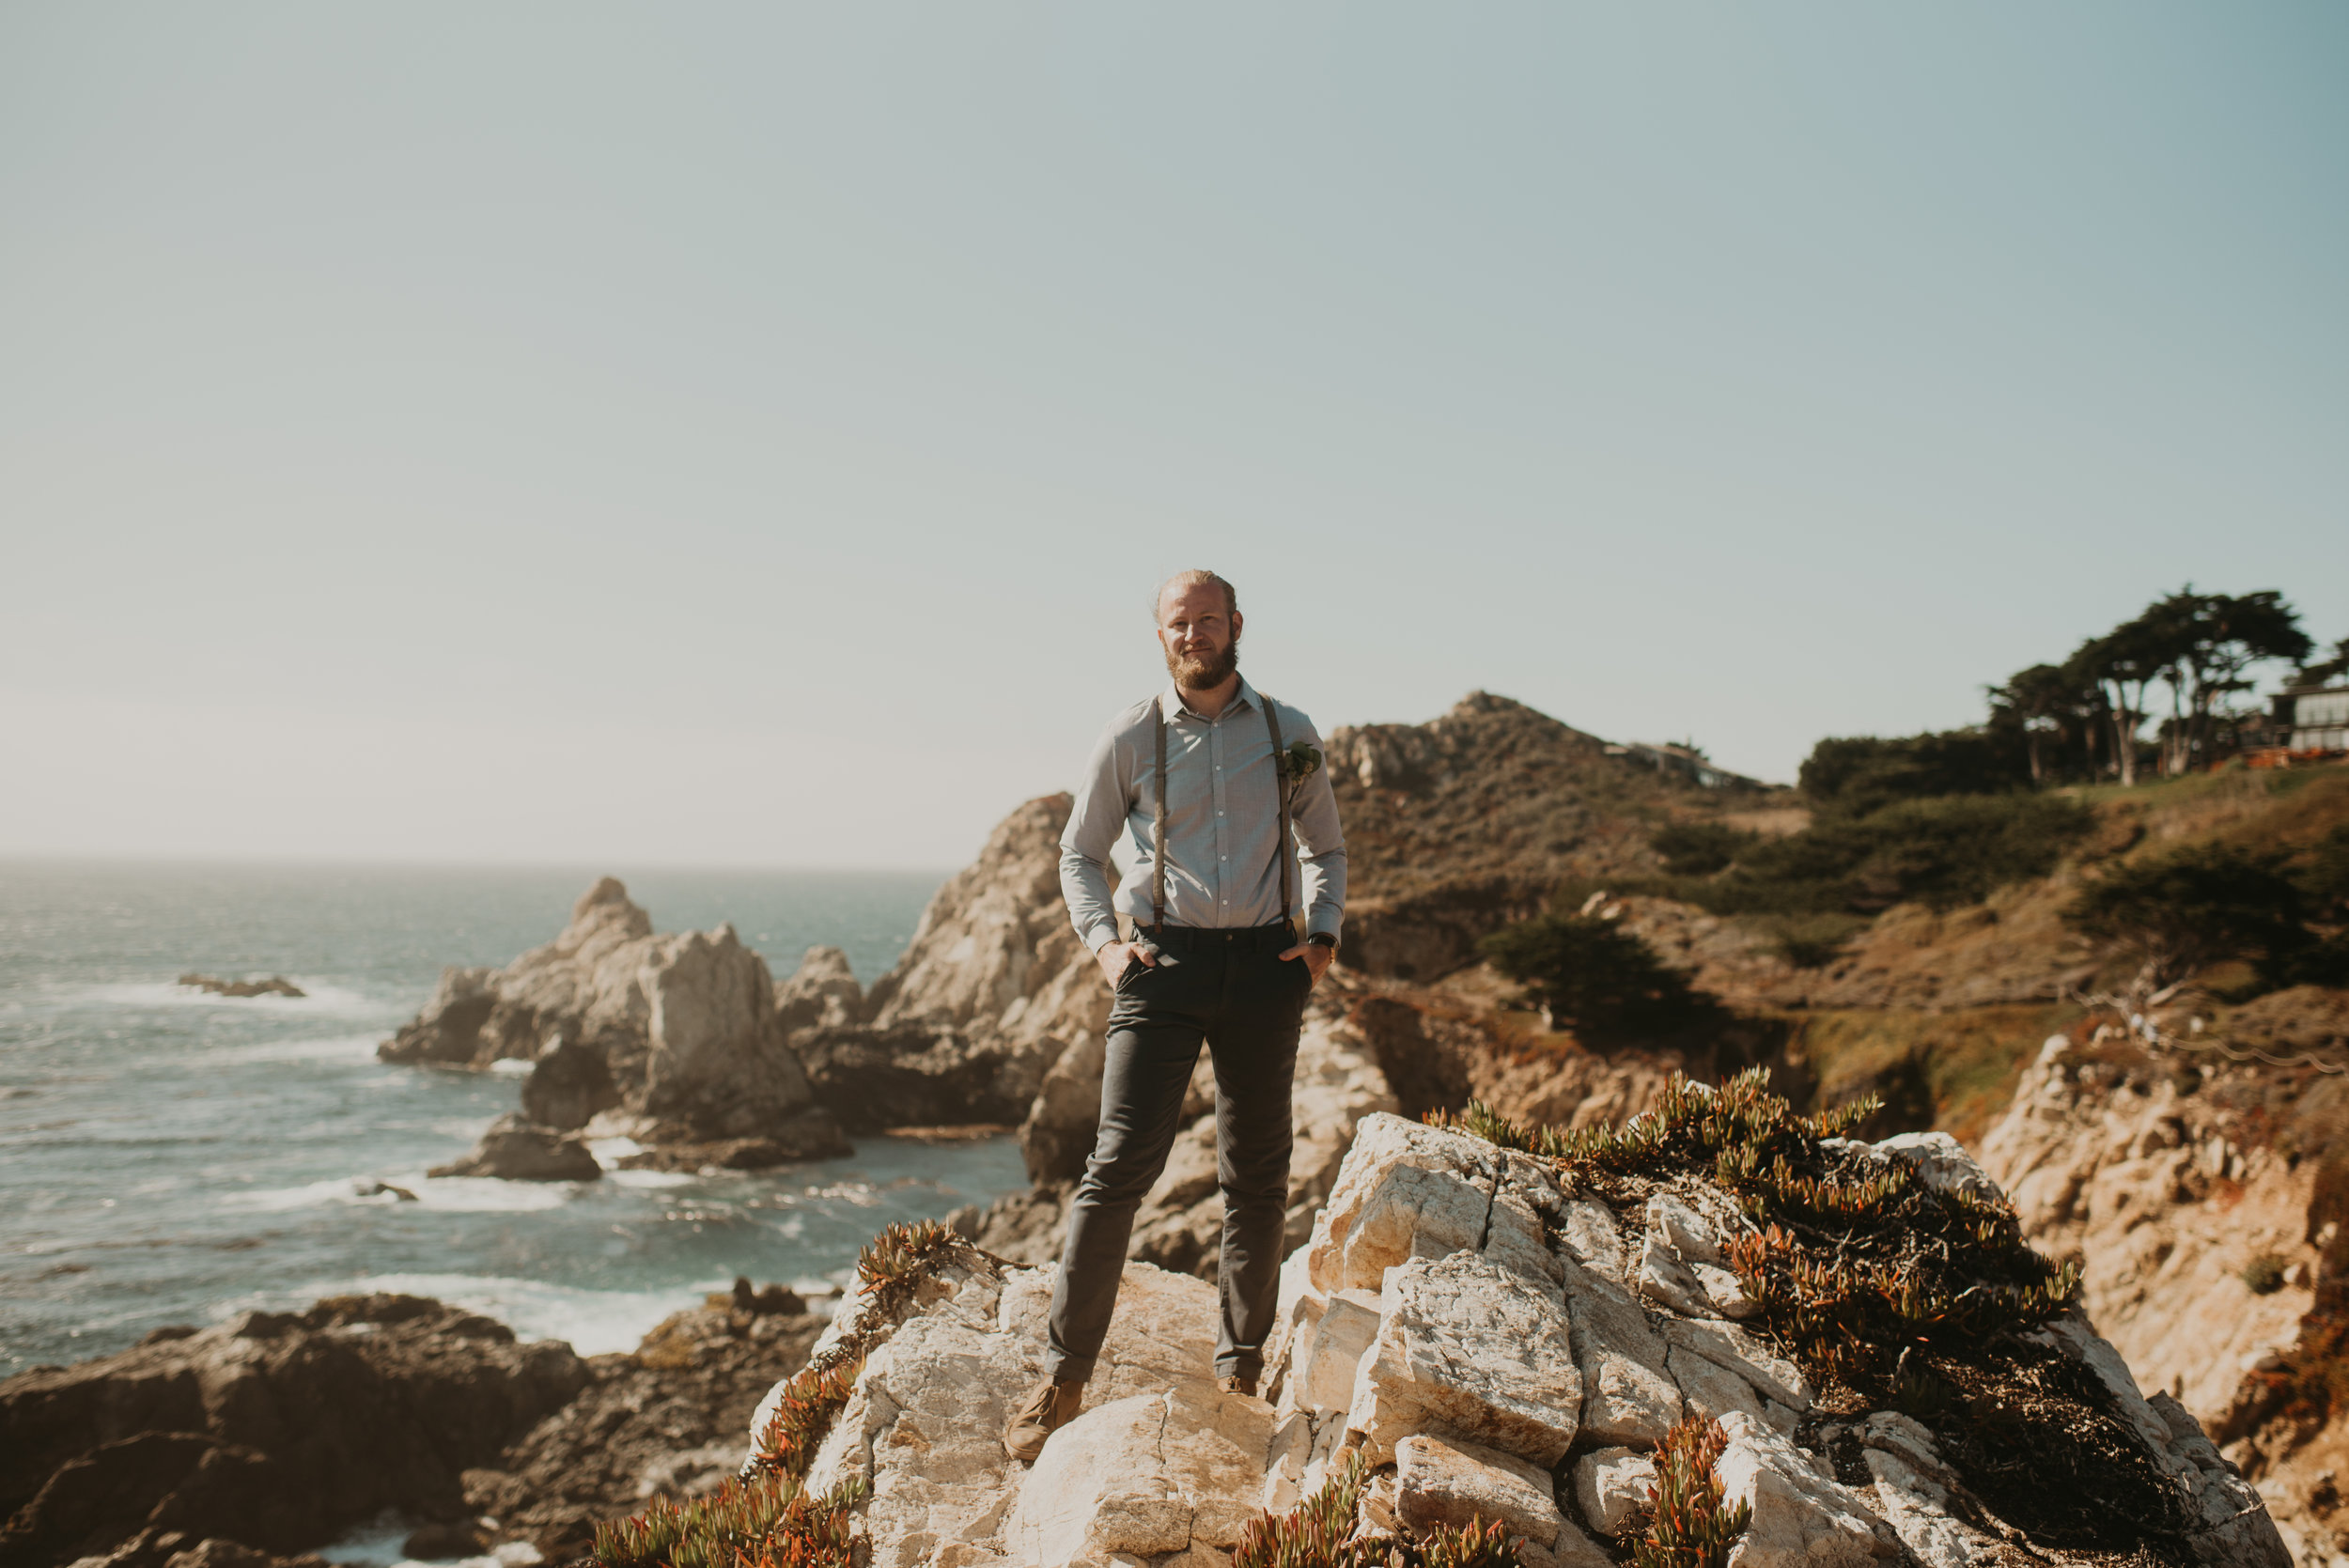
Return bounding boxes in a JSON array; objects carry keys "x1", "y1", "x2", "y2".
[
  {"x1": 1151, "y1": 701, "x2": 1168, "y2": 933},
  {"x1": 1262, "y1": 696, "x2": 1294, "y2": 931}
]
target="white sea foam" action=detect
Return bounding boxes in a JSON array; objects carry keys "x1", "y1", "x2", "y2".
[
  {"x1": 88, "y1": 980, "x2": 391, "y2": 1018},
  {"x1": 488, "y1": 1058, "x2": 536, "y2": 1078},
  {"x1": 226, "y1": 1172, "x2": 576, "y2": 1214},
  {"x1": 319, "y1": 1513, "x2": 547, "y2": 1568},
  {"x1": 607, "y1": 1168, "x2": 693, "y2": 1189},
  {"x1": 586, "y1": 1135, "x2": 644, "y2": 1161},
  {"x1": 257, "y1": 1271, "x2": 723, "y2": 1356},
  {"x1": 194, "y1": 1033, "x2": 384, "y2": 1067}
]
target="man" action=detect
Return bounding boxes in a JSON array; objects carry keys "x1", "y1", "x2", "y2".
[{"x1": 1003, "y1": 568, "x2": 1347, "y2": 1463}]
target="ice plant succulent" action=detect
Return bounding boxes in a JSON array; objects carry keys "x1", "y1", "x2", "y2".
[
  {"x1": 1631, "y1": 1417, "x2": 1750, "y2": 1568},
  {"x1": 1232, "y1": 1451, "x2": 1522, "y2": 1568},
  {"x1": 589, "y1": 1473, "x2": 863, "y2": 1568}
]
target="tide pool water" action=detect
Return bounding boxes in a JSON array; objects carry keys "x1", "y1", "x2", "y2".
[{"x1": 0, "y1": 862, "x2": 1031, "y2": 1374}]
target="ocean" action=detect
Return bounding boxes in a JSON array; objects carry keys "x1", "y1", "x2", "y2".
[{"x1": 0, "y1": 861, "x2": 1032, "y2": 1376}]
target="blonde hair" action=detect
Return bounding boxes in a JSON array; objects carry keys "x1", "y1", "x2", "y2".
[{"x1": 1154, "y1": 569, "x2": 1238, "y2": 621}]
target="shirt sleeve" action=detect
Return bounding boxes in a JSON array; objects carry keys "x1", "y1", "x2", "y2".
[
  {"x1": 1287, "y1": 711, "x2": 1348, "y2": 942},
  {"x1": 1060, "y1": 717, "x2": 1131, "y2": 954}
]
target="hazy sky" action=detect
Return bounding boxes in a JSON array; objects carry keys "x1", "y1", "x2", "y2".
[{"x1": 5, "y1": 4, "x2": 2343, "y2": 868}]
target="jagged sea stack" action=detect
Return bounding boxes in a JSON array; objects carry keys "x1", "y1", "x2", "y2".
[{"x1": 381, "y1": 878, "x2": 846, "y2": 1171}]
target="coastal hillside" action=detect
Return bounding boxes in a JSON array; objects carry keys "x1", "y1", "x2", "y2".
[{"x1": 909, "y1": 687, "x2": 2349, "y2": 1561}]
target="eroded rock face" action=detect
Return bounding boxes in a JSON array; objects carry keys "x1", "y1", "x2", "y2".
[
  {"x1": 378, "y1": 879, "x2": 846, "y2": 1168},
  {"x1": 1347, "y1": 1250, "x2": 1581, "y2": 1467},
  {"x1": 788, "y1": 796, "x2": 1111, "y2": 1140},
  {"x1": 786, "y1": 1255, "x2": 1234, "y2": 1568},
  {"x1": 0, "y1": 1296, "x2": 585, "y2": 1568}
]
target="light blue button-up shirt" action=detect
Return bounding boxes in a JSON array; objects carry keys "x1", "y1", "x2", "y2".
[{"x1": 1059, "y1": 676, "x2": 1347, "y2": 953}]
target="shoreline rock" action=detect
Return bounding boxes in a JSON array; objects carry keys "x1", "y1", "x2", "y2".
[
  {"x1": 378, "y1": 879, "x2": 847, "y2": 1172},
  {"x1": 427, "y1": 1115, "x2": 601, "y2": 1182},
  {"x1": 176, "y1": 975, "x2": 304, "y2": 999},
  {"x1": 2, "y1": 1293, "x2": 826, "y2": 1568}
]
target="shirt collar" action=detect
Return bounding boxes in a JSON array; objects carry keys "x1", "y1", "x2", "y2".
[{"x1": 1159, "y1": 675, "x2": 1261, "y2": 723}]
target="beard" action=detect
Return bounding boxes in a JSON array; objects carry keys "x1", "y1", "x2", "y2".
[{"x1": 1166, "y1": 636, "x2": 1239, "y2": 689}]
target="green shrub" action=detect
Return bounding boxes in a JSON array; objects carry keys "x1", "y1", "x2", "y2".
[
  {"x1": 1751, "y1": 913, "x2": 1869, "y2": 970},
  {"x1": 1651, "y1": 822, "x2": 1761, "y2": 877},
  {"x1": 2064, "y1": 842, "x2": 2311, "y2": 987},
  {"x1": 1479, "y1": 915, "x2": 1712, "y2": 1037},
  {"x1": 2301, "y1": 824, "x2": 2349, "y2": 923},
  {"x1": 1798, "y1": 729, "x2": 2030, "y2": 816},
  {"x1": 1686, "y1": 793, "x2": 2092, "y2": 916}
]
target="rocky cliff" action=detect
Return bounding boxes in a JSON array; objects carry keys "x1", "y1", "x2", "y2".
[
  {"x1": 783, "y1": 794, "x2": 1110, "y2": 1141},
  {"x1": 1977, "y1": 1026, "x2": 2349, "y2": 1567},
  {"x1": 620, "y1": 1073, "x2": 2288, "y2": 1568},
  {"x1": 379, "y1": 878, "x2": 847, "y2": 1171}
]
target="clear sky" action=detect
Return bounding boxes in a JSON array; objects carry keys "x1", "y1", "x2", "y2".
[{"x1": 4, "y1": 4, "x2": 2343, "y2": 868}]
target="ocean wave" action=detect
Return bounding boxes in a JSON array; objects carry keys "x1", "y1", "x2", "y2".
[
  {"x1": 192, "y1": 1034, "x2": 385, "y2": 1067},
  {"x1": 606, "y1": 1169, "x2": 694, "y2": 1190},
  {"x1": 487, "y1": 1058, "x2": 536, "y2": 1078},
  {"x1": 320, "y1": 1514, "x2": 545, "y2": 1568},
  {"x1": 227, "y1": 1271, "x2": 723, "y2": 1357},
  {"x1": 226, "y1": 1172, "x2": 577, "y2": 1214},
  {"x1": 81, "y1": 980, "x2": 395, "y2": 1017}
]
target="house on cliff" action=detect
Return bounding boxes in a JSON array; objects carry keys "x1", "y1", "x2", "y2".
[{"x1": 1603, "y1": 739, "x2": 1755, "y2": 789}]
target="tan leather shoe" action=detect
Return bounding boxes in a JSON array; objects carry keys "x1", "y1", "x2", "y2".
[
  {"x1": 1003, "y1": 1378, "x2": 1084, "y2": 1462},
  {"x1": 1218, "y1": 1373, "x2": 1258, "y2": 1398}
]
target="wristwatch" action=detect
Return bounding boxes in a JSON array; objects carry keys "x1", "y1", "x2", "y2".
[{"x1": 1306, "y1": 932, "x2": 1338, "y2": 951}]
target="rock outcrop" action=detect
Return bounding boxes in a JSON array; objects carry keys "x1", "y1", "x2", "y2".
[
  {"x1": 427, "y1": 1113, "x2": 601, "y2": 1182},
  {"x1": 1979, "y1": 1027, "x2": 2349, "y2": 1566},
  {"x1": 730, "y1": 1096, "x2": 2287, "y2": 1568},
  {"x1": 379, "y1": 878, "x2": 846, "y2": 1171},
  {"x1": 0, "y1": 1296, "x2": 586, "y2": 1568},
  {"x1": 462, "y1": 1298, "x2": 825, "y2": 1560},
  {"x1": 945, "y1": 998, "x2": 1398, "y2": 1279},
  {"x1": 1, "y1": 1292, "x2": 828, "y2": 1568},
  {"x1": 786, "y1": 795, "x2": 1109, "y2": 1141},
  {"x1": 176, "y1": 975, "x2": 304, "y2": 999}
]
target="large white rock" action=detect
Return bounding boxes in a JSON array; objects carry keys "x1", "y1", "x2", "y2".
[
  {"x1": 1003, "y1": 1384, "x2": 1269, "y2": 1568},
  {"x1": 1635, "y1": 1234, "x2": 1719, "y2": 1318},
  {"x1": 1555, "y1": 1198, "x2": 1630, "y2": 1281},
  {"x1": 1667, "y1": 1343, "x2": 1763, "y2": 1423},
  {"x1": 1396, "y1": 1433, "x2": 1610, "y2": 1568},
  {"x1": 1715, "y1": 1410, "x2": 1902, "y2": 1568},
  {"x1": 1575, "y1": 1446, "x2": 1658, "y2": 1538},
  {"x1": 1298, "y1": 1288, "x2": 1382, "y2": 1413},
  {"x1": 1556, "y1": 1256, "x2": 1682, "y2": 1449},
  {"x1": 1347, "y1": 1250, "x2": 1580, "y2": 1467},
  {"x1": 1646, "y1": 1194, "x2": 1723, "y2": 1265},
  {"x1": 796, "y1": 1260, "x2": 1224, "y2": 1568},
  {"x1": 1848, "y1": 1413, "x2": 2004, "y2": 1568},
  {"x1": 1307, "y1": 1114, "x2": 1501, "y2": 1294},
  {"x1": 1661, "y1": 1316, "x2": 1814, "y2": 1412}
]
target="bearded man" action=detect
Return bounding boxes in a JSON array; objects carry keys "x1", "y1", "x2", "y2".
[{"x1": 1003, "y1": 568, "x2": 1348, "y2": 1463}]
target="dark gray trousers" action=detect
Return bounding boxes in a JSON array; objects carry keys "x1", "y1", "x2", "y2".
[{"x1": 1044, "y1": 921, "x2": 1309, "y2": 1384}]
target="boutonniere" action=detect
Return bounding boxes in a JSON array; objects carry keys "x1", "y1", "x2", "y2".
[{"x1": 1278, "y1": 741, "x2": 1323, "y2": 801}]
